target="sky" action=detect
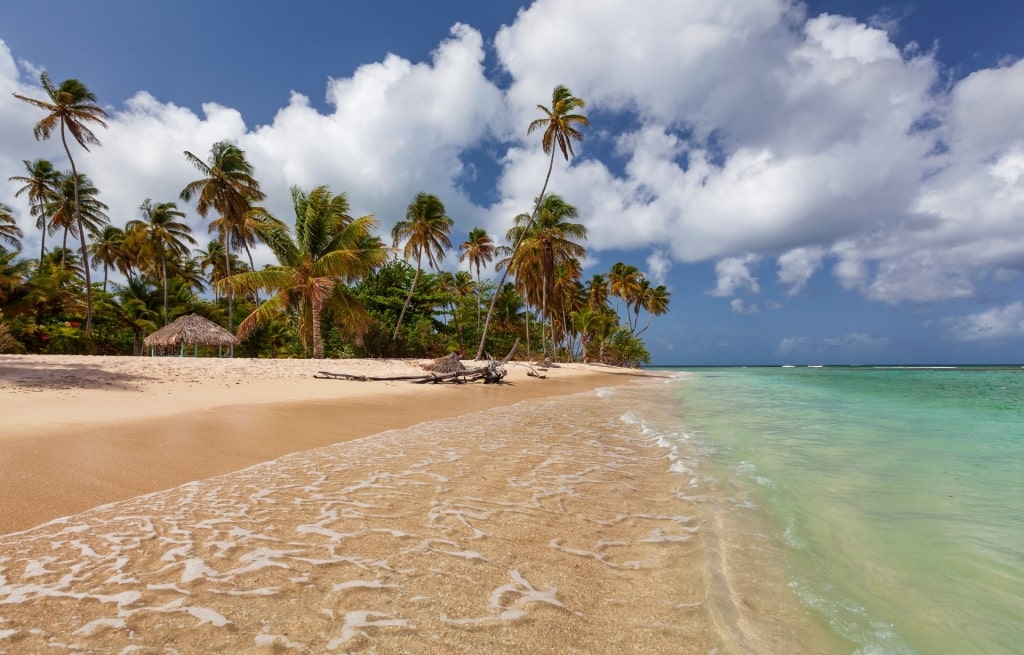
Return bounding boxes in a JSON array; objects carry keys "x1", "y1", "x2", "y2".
[{"x1": 2, "y1": 0, "x2": 1023, "y2": 365}]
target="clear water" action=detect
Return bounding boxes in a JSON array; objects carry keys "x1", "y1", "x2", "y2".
[{"x1": 651, "y1": 366, "x2": 1024, "y2": 654}]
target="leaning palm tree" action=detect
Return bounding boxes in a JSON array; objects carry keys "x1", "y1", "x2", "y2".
[
  {"x1": 14, "y1": 73, "x2": 109, "y2": 332},
  {"x1": 459, "y1": 227, "x2": 495, "y2": 332},
  {"x1": 476, "y1": 84, "x2": 588, "y2": 358},
  {"x1": 0, "y1": 203, "x2": 23, "y2": 250},
  {"x1": 390, "y1": 192, "x2": 453, "y2": 341},
  {"x1": 217, "y1": 185, "x2": 388, "y2": 359},
  {"x1": 126, "y1": 199, "x2": 196, "y2": 326},
  {"x1": 10, "y1": 158, "x2": 60, "y2": 262},
  {"x1": 180, "y1": 141, "x2": 265, "y2": 342}
]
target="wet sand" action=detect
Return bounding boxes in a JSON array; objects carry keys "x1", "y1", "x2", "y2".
[{"x1": 0, "y1": 355, "x2": 715, "y2": 653}]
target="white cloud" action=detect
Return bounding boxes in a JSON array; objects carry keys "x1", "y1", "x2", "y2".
[
  {"x1": 777, "y1": 246, "x2": 824, "y2": 295},
  {"x1": 941, "y1": 302, "x2": 1024, "y2": 342},
  {"x1": 2, "y1": 25, "x2": 503, "y2": 269},
  {"x1": 710, "y1": 254, "x2": 761, "y2": 297},
  {"x1": 3, "y1": 0, "x2": 1024, "y2": 323},
  {"x1": 646, "y1": 249, "x2": 672, "y2": 285},
  {"x1": 730, "y1": 298, "x2": 759, "y2": 315}
]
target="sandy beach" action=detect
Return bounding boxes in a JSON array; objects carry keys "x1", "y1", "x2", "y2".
[{"x1": 0, "y1": 355, "x2": 721, "y2": 653}]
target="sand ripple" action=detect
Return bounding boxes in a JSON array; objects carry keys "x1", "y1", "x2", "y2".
[{"x1": 0, "y1": 392, "x2": 713, "y2": 654}]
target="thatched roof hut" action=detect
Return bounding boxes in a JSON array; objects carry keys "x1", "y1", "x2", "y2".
[{"x1": 143, "y1": 313, "x2": 239, "y2": 356}]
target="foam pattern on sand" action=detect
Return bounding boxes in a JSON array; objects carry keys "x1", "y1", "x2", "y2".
[{"x1": 0, "y1": 390, "x2": 712, "y2": 654}]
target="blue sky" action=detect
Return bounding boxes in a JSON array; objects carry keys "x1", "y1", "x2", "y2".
[{"x1": 2, "y1": 0, "x2": 1023, "y2": 365}]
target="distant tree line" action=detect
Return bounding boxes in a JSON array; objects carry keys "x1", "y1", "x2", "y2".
[{"x1": 0, "y1": 78, "x2": 668, "y2": 365}]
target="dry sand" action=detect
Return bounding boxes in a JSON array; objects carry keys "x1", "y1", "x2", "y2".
[{"x1": 0, "y1": 354, "x2": 723, "y2": 653}]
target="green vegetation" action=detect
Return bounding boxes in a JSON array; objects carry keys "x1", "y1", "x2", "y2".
[{"x1": 2, "y1": 82, "x2": 668, "y2": 365}]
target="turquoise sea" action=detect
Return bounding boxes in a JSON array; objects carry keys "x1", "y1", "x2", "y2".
[{"x1": 637, "y1": 366, "x2": 1024, "y2": 654}]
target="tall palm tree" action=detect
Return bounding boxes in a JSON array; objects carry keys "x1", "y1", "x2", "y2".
[
  {"x1": 126, "y1": 199, "x2": 196, "y2": 326},
  {"x1": 390, "y1": 192, "x2": 453, "y2": 341},
  {"x1": 44, "y1": 173, "x2": 108, "y2": 273},
  {"x1": 0, "y1": 204, "x2": 22, "y2": 251},
  {"x1": 180, "y1": 141, "x2": 265, "y2": 340},
  {"x1": 14, "y1": 73, "x2": 109, "y2": 332},
  {"x1": 217, "y1": 185, "x2": 388, "y2": 359},
  {"x1": 88, "y1": 225, "x2": 127, "y2": 292},
  {"x1": 10, "y1": 158, "x2": 60, "y2": 262},
  {"x1": 476, "y1": 84, "x2": 588, "y2": 358},
  {"x1": 505, "y1": 194, "x2": 587, "y2": 357},
  {"x1": 459, "y1": 226, "x2": 495, "y2": 332}
]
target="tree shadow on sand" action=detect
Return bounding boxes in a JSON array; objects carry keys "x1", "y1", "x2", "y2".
[{"x1": 0, "y1": 360, "x2": 157, "y2": 391}]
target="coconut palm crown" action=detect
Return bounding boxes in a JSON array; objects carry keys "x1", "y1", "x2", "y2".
[{"x1": 216, "y1": 185, "x2": 388, "y2": 359}]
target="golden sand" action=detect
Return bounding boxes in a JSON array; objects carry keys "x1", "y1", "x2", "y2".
[{"x1": 0, "y1": 355, "x2": 721, "y2": 653}]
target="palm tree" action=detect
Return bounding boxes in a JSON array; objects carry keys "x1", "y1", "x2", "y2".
[
  {"x1": 0, "y1": 204, "x2": 22, "y2": 251},
  {"x1": 635, "y1": 282, "x2": 671, "y2": 337},
  {"x1": 14, "y1": 73, "x2": 109, "y2": 332},
  {"x1": 88, "y1": 225, "x2": 127, "y2": 292},
  {"x1": 583, "y1": 274, "x2": 609, "y2": 312},
  {"x1": 217, "y1": 185, "x2": 388, "y2": 359},
  {"x1": 44, "y1": 173, "x2": 108, "y2": 273},
  {"x1": 459, "y1": 227, "x2": 495, "y2": 332},
  {"x1": 505, "y1": 194, "x2": 587, "y2": 357},
  {"x1": 10, "y1": 159, "x2": 60, "y2": 262},
  {"x1": 126, "y1": 199, "x2": 196, "y2": 326},
  {"x1": 390, "y1": 192, "x2": 453, "y2": 341},
  {"x1": 609, "y1": 262, "x2": 643, "y2": 328},
  {"x1": 476, "y1": 85, "x2": 588, "y2": 358},
  {"x1": 198, "y1": 240, "x2": 232, "y2": 298},
  {"x1": 180, "y1": 141, "x2": 265, "y2": 340}
]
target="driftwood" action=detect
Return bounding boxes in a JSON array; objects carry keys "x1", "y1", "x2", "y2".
[{"x1": 316, "y1": 339, "x2": 520, "y2": 385}]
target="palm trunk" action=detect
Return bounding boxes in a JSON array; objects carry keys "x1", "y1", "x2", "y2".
[
  {"x1": 392, "y1": 253, "x2": 422, "y2": 341},
  {"x1": 475, "y1": 268, "x2": 482, "y2": 333},
  {"x1": 161, "y1": 252, "x2": 169, "y2": 326},
  {"x1": 312, "y1": 296, "x2": 324, "y2": 359},
  {"x1": 224, "y1": 230, "x2": 234, "y2": 356},
  {"x1": 476, "y1": 146, "x2": 557, "y2": 359},
  {"x1": 61, "y1": 120, "x2": 93, "y2": 333},
  {"x1": 39, "y1": 221, "x2": 46, "y2": 266}
]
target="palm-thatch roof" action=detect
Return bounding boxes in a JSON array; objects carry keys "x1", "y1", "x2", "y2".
[{"x1": 143, "y1": 313, "x2": 239, "y2": 348}]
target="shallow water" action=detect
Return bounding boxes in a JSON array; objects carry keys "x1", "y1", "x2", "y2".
[{"x1": 650, "y1": 366, "x2": 1024, "y2": 655}]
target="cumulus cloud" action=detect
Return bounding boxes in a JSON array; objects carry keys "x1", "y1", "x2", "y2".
[
  {"x1": 646, "y1": 249, "x2": 672, "y2": 285},
  {"x1": 730, "y1": 298, "x2": 759, "y2": 315},
  {"x1": 1, "y1": 25, "x2": 503, "y2": 268},
  {"x1": 941, "y1": 302, "x2": 1024, "y2": 341},
  {"x1": 778, "y1": 246, "x2": 824, "y2": 295},
  {"x1": 3, "y1": 0, "x2": 1024, "y2": 327},
  {"x1": 710, "y1": 254, "x2": 761, "y2": 297}
]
